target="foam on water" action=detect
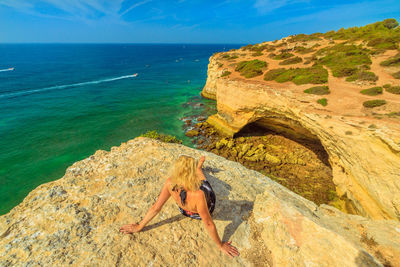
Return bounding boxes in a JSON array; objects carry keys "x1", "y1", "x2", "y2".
[{"x1": 0, "y1": 68, "x2": 14, "y2": 72}]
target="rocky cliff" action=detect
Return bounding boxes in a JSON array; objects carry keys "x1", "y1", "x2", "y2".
[
  {"x1": 201, "y1": 36, "x2": 400, "y2": 222},
  {"x1": 1, "y1": 138, "x2": 400, "y2": 266}
]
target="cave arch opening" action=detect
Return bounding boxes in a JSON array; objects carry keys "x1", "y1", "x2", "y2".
[
  {"x1": 234, "y1": 118, "x2": 331, "y2": 168},
  {"x1": 232, "y1": 117, "x2": 339, "y2": 208}
]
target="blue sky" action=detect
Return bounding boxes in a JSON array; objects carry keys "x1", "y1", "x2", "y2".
[{"x1": 0, "y1": 0, "x2": 399, "y2": 43}]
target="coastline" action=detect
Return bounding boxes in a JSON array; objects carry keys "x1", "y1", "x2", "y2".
[{"x1": 0, "y1": 43, "x2": 241, "y2": 215}]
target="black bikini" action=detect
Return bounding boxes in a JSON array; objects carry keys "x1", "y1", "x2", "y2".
[{"x1": 177, "y1": 180, "x2": 216, "y2": 220}]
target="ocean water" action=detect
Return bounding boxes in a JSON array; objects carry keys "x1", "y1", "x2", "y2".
[{"x1": 0, "y1": 44, "x2": 241, "y2": 215}]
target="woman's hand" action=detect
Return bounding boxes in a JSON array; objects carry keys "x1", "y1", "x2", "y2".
[
  {"x1": 198, "y1": 156, "x2": 206, "y2": 169},
  {"x1": 220, "y1": 241, "x2": 240, "y2": 258},
  {"x1": 119, "y1": 223, "x2": 142, "y2": 234}
]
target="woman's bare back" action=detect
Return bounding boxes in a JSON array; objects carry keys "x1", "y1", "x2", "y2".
[{"x1": 166, "y1": 177, "x2": 204, "y2": 213}]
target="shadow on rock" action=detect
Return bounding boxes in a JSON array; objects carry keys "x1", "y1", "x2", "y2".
[
  {"x1": 354, "y1": 251, "x2": 381, "y2": 267},
  {"x1": 204, "y1": 171, "x2": 254, "y2": 242},
  {"x1": 142, "y1": 214, "x2": 186, "y2": 232}
]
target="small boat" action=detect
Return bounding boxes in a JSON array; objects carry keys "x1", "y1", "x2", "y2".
[
  {"x1": 0, "y1": 67, "x2": 14, "y2": 72},
  {"x1": 133, "y1": 73, "x2": 138, "y2": 77}
]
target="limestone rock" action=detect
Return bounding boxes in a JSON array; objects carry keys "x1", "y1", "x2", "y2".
[
  {"x1": 1, "y1": 138, "x2": 399, "y2": 266},
  {"x1": 264, "y1": 153, "x2": 281, "y2": 165},
  {"x1": 216, "y1": 138, "x2": 229, "y2": 149},
  {"x1": 185, "y1": 130, "x2": 199, "y2": 137},
  {"x1": 226, "y1": 140, "x2": 235, "y2": 149},
  {"x1": 201, "y1": 54, "x2": 400, "y2": 221}
]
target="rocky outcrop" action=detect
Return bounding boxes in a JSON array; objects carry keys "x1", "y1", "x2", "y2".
[
  {"x1": 201, "y1": 56, "x2": 226, "y2": 100},
  {"x1": 1, "y1": 138, "x2": 400, "y2": 266},
  {"x1": 202, "y1": 54, "x2": 400, "y2": 222}
]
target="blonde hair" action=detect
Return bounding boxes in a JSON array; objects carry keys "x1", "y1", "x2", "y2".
[{"x1": 170, "y1": 155, "x2": 201, "y2": 192}]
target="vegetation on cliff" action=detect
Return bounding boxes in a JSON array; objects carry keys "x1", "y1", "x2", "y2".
[
  {"x1": 345, "y1": 70, "x2": 378, "y2": 82},
  {"x1": 363, "y1": 99, "x2": 387, "y2": 108},
  {"x1": 220, "y1": 71, "x2": 231, "y2": 77},
  {"x1": 304, "y1": 86, "x2": 330, "y2": 95},
  {"x1": 316, "y1": 44, "x2": 373, "y2": 79},
  {"x1": 220, "y1": 53, "x2": 239, "y2": 60},
  {"x1": 317, "y1": 98, "x2": 328, "y2": 106},
  {"x1": 380, "y1": 53, "x2": 400, "y2": 66},
  {"x1": 242, "y1": 43, "x2": 274, "y2": 52},
  {"x1": 360, "y1": 87, "x2": 383, "y2": 96},
  {"x1": 235, "y1": 59, "x2": 267, "y2": 78},
  {"x1": 279, "y1": 56, "x2": 303, "y2": 65},
  {"x1": 322, "y1": 18, "x2": 400, "y2": 52},
  {"x1": 294, "y1": 46, "x2": 315, "y2": 54},
  {"x1": 386, "y1": 85, "x2": 400, "y2": 94},
  {"x1": 223, "y1": 20, "x2": 399, "y2": 85},
  {"x1": 264, "y1": 65, "x2": 328, "y2": 85},
  {"x1": 140, "y1": 130, "x2": 182, "y2": 144},
  {"x1": 273, "y1": 52, "x2": 294, "y2": 60},
  {"x1": 288, "y1": 32, "x2": 322, "y2": 43},
  {"x1": 252, "y1": 51, "x2": 263, "y2": 57}
]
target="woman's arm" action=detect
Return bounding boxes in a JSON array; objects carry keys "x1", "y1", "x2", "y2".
[
  {"x1": 196, "y1": 156, "x2": 207, "y2": 180},
  {"x1": 120, "y1": 179, "x2": 171, "y2": 234},
  {"x1": 196, "y1": 192, "x2": 240, "y2": 258},
  {"x1": 197, "y1": 156, "x2": 206, "y2": 169}
]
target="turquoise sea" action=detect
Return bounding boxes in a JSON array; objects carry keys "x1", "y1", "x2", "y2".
[{"x1": 0, "y1": 44, "x2": 241, "y2": 215}]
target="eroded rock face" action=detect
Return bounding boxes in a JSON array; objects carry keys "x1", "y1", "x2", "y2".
[
  {"x1": 1, "y1": 138, "x2": 400, "y2": 266},
  {"x1": 202, "y1": 55, "x2": 400, "y2": 222},
  {"x1": 202, "y1": 56, "x2": 227, "y2": 100}
]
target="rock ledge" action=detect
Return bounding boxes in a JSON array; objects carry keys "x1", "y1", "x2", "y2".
[{"x1": 1, "y1": 138, "x2": 399, "y2": 266}]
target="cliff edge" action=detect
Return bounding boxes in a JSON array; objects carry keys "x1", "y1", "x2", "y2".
[{"x1": 1, "y1": 138, "x2": 400, "y2": 266}]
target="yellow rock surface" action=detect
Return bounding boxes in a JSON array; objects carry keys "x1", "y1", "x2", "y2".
[{"x1": 1, "y1": 138, "x2": 399, "y2": 266}]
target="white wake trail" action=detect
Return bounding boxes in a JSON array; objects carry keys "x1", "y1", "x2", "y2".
[
  {"x1": 0, "y1": 74, "x2": 136, "y2": 99},
  {"x1": 0, "y1": 68, "x2": 14, "y2": 72}
]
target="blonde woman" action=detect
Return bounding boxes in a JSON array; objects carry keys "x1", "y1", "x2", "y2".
[{"x1": 119, "y1": 155, "x2": 240, "y2": 258}]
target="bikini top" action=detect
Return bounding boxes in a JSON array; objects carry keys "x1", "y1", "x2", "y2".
[{"x1": 174, "y1": 180, "x2": 216, "y2": 213}]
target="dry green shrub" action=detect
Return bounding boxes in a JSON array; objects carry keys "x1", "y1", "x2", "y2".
[
  {"x1": 360, "y1": 87, "x2": 383, "y2": 95},
  {"x1": 363, "y1": 100, "x2": 387, "y2": 108}
]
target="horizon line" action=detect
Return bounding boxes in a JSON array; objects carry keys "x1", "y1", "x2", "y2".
[{"x1": 0, "y1": 42, "x2": 246, "y2": 45}]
